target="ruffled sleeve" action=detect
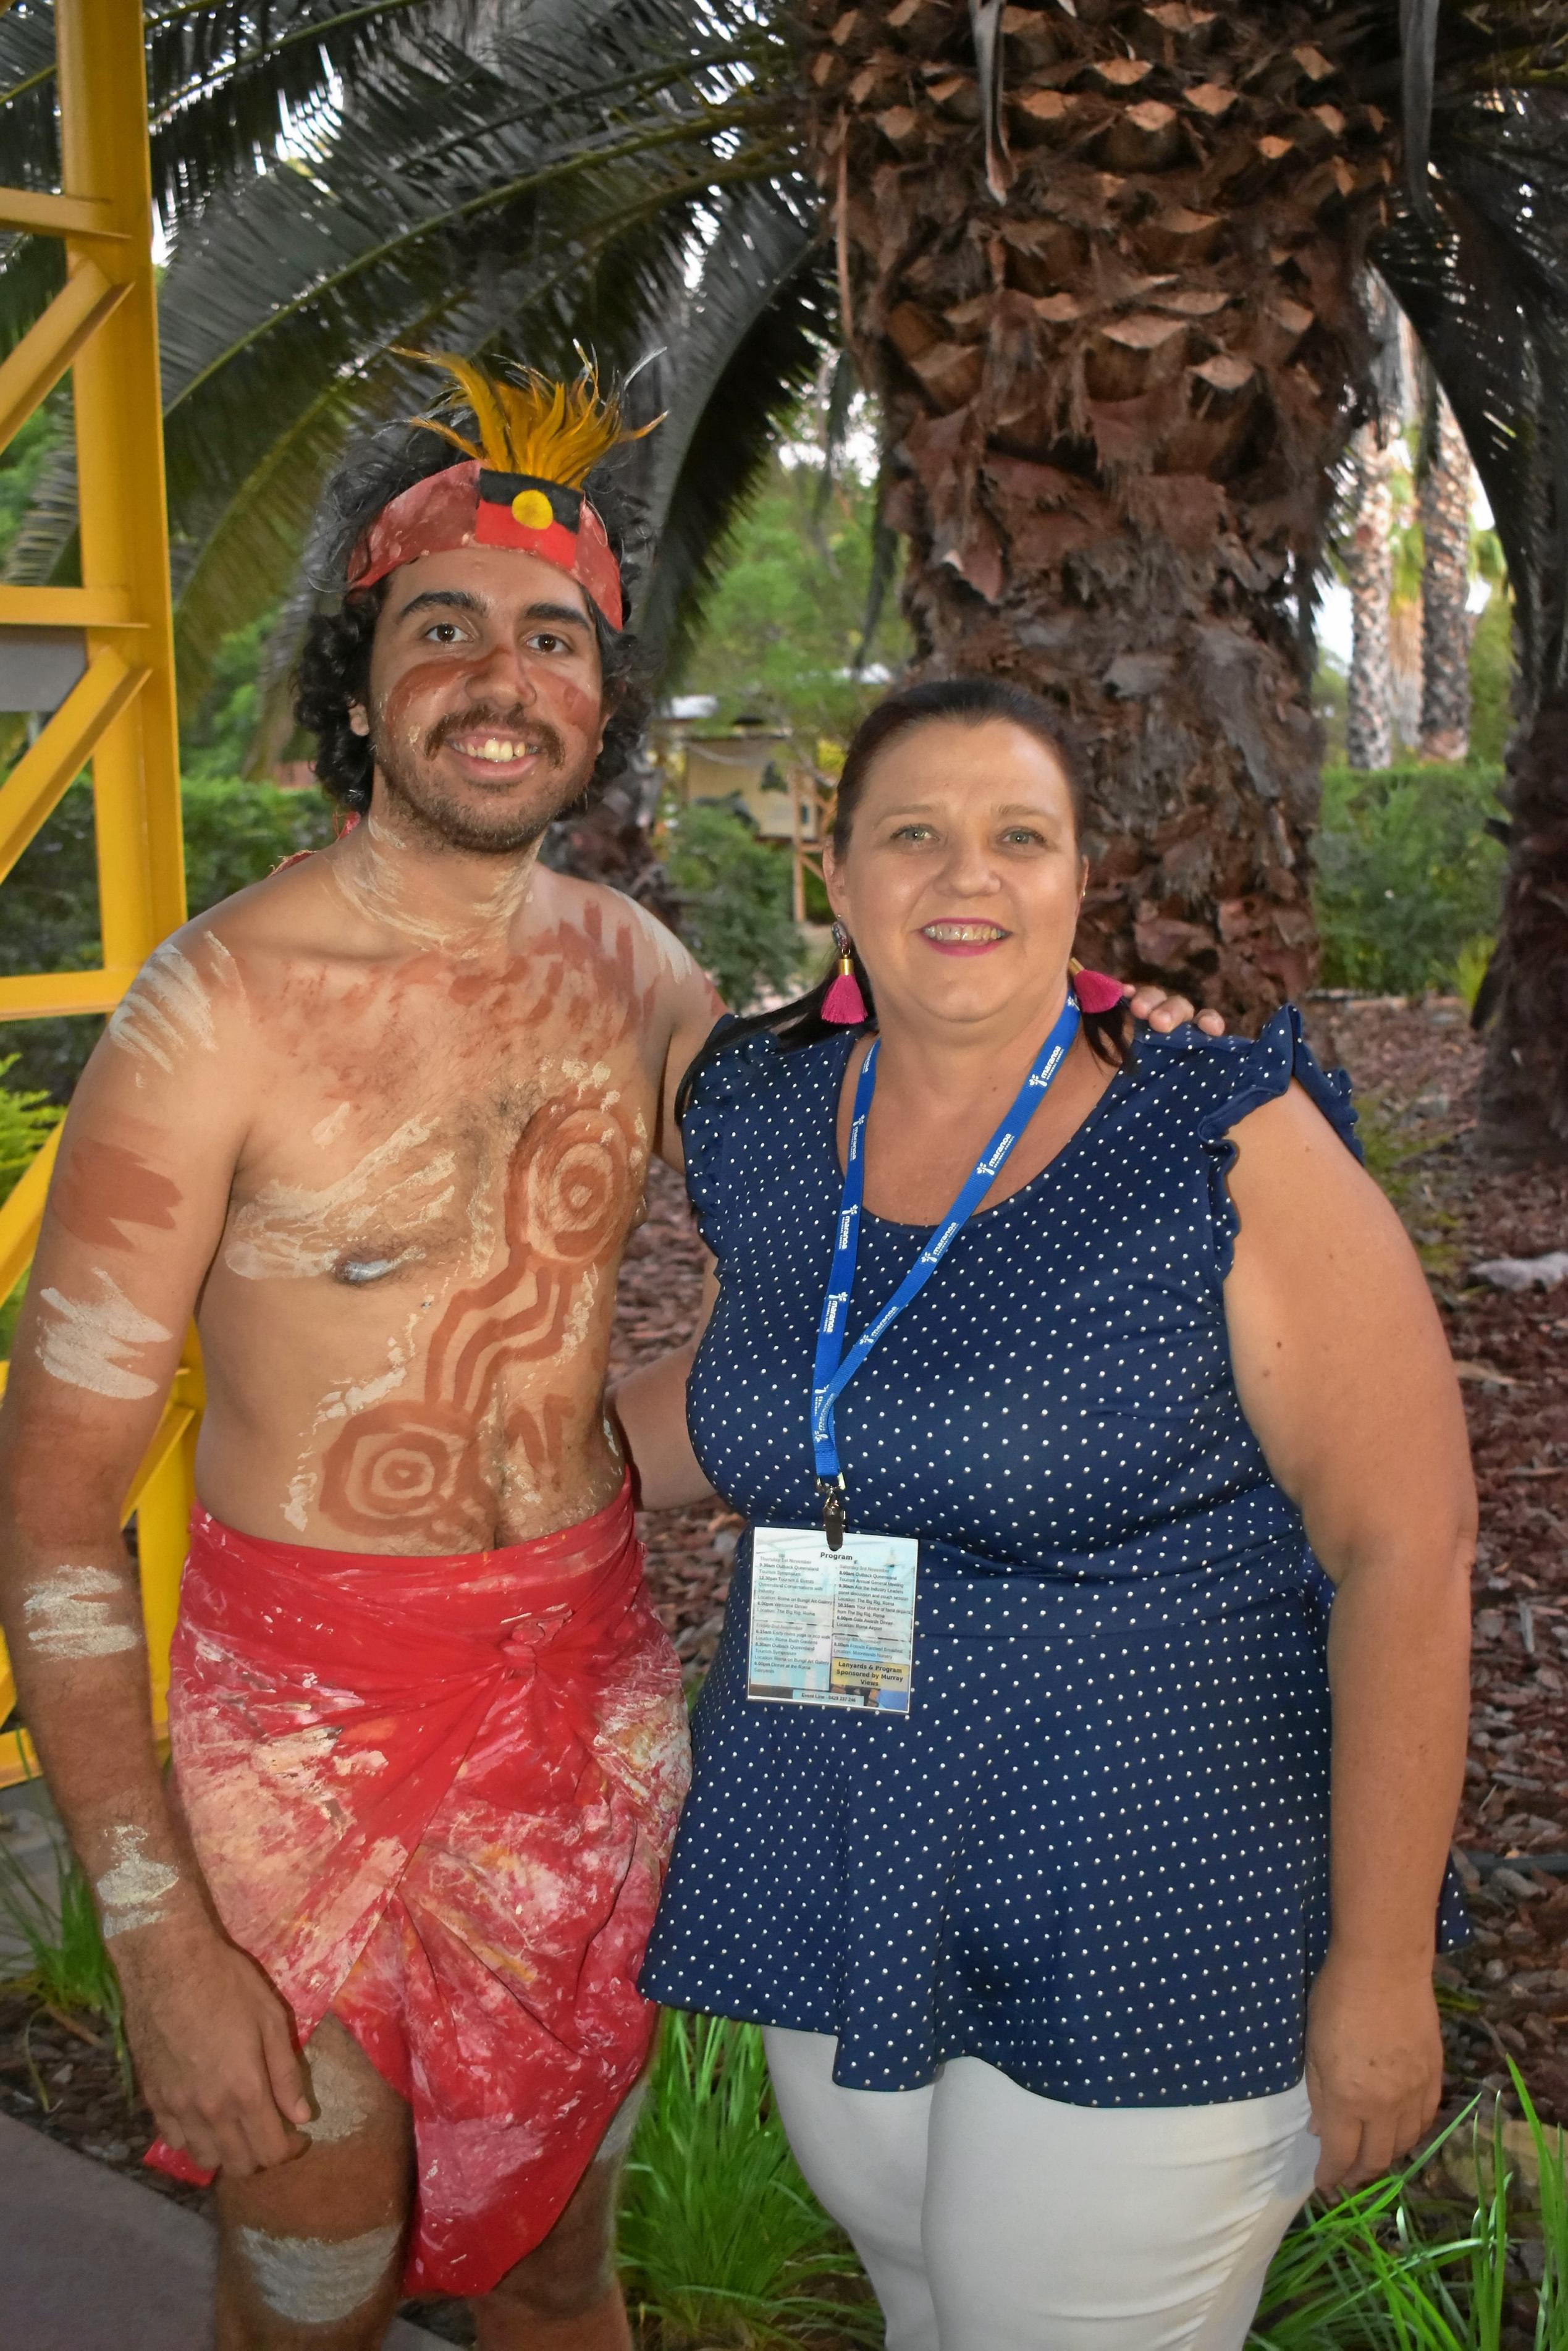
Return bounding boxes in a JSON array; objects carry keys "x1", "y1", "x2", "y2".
[
  {"x1": 678, "y1": 1021, "x2": 784, "y2": 1260},
  {"x1": 1197, "y1": 1005, "x2": 1362, "y2": 1277}
]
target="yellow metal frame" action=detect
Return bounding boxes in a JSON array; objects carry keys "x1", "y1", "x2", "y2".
[{"x1": 0, "y1": 2, "x2": 196, "y2": 1787}]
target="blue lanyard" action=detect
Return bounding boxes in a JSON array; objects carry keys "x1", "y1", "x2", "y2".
[{"x1": 811, "y1": 992, "x2": 1082, "y2": 1540}]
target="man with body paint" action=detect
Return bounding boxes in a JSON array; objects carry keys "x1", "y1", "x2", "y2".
[{"x1": 0, "y1": 357, "x2": 1213, "y2": 2351}]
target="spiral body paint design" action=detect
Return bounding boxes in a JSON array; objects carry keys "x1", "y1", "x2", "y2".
[{"x1": 314, "y1": 1084, "x2": 643, "y2": 1548}]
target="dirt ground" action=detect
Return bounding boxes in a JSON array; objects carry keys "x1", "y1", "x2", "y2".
[{"x1": 1, "y1": 994, "x2": 1564, "y2": 2329}]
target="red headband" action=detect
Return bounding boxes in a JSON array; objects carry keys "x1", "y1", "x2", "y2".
[{"x1": 346, "y1": 460, "x2": 623, "y2": 630}]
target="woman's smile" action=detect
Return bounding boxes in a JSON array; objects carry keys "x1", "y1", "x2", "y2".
[{"x1": 919, "y1": 920, "x2": 1012, "y2": 956}]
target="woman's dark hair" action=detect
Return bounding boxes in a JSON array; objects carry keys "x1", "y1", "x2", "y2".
[
  {"x1": 676, "y1": 675, "x2": 1128, "y2": 1121},
  {"x1": 293, "y1": 418, "x2": 651, "y2": 816}
]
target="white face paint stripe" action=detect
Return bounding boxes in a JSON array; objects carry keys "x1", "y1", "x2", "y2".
[
  {"x1": 95, "y1": 1825, "x2": 180, "y2": 1939},
  {"x1": 22, "y1": 1565, "x2": 140, "y2": 1661},
  {"x1": 235, "y1": 2222, "x2": 401, "y2": 2324},
  {"x1": 35, "y1": 1271, "x2": 172, "y2": 1401}
]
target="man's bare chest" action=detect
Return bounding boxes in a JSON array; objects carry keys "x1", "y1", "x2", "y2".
[{"x1": 220, "y1": 993, "x2": 659, "y2": 1299}]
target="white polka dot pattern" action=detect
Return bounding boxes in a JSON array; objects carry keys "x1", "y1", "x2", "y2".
[{"x1": 641, "y1": 1009, "x2": 1467, "y2": 2106}]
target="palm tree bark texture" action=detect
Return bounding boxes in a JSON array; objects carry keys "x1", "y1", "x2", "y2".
[
  {"x1": 1418, "y1": 386, "x2": 1472, "y2": 764},
  {"x1": 805, "y1": 0, "x2": 1407, "y2": 1011},
  {"x1": 1345, "y1": 420, "x2": 1395, "y2": 772}
]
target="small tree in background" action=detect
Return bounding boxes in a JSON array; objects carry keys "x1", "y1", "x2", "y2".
[
  {"x1": 1346, "y1": 421, "x2": 1396, "y2": 772},
  {"x1": 660, "y1": 801, "x2": 805, "y2": 1012},
  {"x1": 1419, "y1": 384, "x2": 1475, "y2": 763}
]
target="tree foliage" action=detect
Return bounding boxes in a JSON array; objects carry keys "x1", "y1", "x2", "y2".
[{"x1": 660, "y1": 800, "x2": 804, "y2": 1011}]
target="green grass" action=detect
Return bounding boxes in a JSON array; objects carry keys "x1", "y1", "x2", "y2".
[
  {"x1": 618, "y1": 2011, "x2": 879, "y2": 2347},
  {"x1": 1252, "y1": 2074, "x2": 1567, "y2": 2350},
  {"x1": 617, "y1": 2023, "x2": 1565, "y2": 2351},
  {"x1": 0, "y1": 1822, "x2": 130, "y2": 2100}
]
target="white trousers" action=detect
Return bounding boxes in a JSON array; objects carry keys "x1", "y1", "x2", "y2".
[{"x1": 763, "y1": 2027, "x2": 1318, "y2": 2351}]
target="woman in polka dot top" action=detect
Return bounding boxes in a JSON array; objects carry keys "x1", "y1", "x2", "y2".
[{"x1": 618, "y1": 677, "x2": 1472, "y2": 2351}]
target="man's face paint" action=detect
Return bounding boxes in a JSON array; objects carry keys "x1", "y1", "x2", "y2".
[{"x1": 352, "y1": 546, "x2": 609, "y2": 856}]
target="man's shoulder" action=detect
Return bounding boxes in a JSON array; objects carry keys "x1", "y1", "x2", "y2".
[{"x1": 551, "y1": 873, "x2": 712, "y2": 1002}]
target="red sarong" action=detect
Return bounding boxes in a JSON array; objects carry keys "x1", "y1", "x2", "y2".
[{"x1": 145, "y1": 1477, "x2": 688, "y2": 2297}]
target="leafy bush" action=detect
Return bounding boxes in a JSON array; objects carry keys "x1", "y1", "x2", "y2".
[
  {"x1": 0, "y1": 771, "x2": 331, "y2": 1102},
  {"x1": 1314, "y1": 761, "x2": 1507, "y2": 995},
  {"x1": 618, "y1": 2011, "x2": 877, "y2": 2347},
  {"x1": 0, "y1": 1824, "x2": 130, "y2": 2100},
  {"x1": 661, "y1": 800, "x2": 806, "y2": 1013},
  {"x1": 0, "y1": 1054, "x2": 61, "y2": 1204}
]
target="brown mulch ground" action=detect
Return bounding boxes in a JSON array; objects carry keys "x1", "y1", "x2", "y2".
[
  {"x1": 1302, "y1": 997, "x2": 1568, "y2": 2136},
  {"x1": 1, "y1": 995, "x2": 1563, "y2": 2334}
]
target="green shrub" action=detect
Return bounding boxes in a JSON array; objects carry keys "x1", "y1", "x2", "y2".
[
  {"x1": 0, "y1": 1825, "x2": 130, "y2": 2101},
  {"x1": 1314, "y1": 761, "x2": 1507, "y2": 996},
  {"x1": 662, "y1": 800, "x2": 806, "y2": 1013},
  {"x1": 618, "y1": 2012, "x2": 878, "y2": 2347},
  {"x1": 0, "y1": 1053, "x2": 60, "y2": 1352},
  {"x1": 0, "y1": 1054, "x2": 61, "y2": 1204}
]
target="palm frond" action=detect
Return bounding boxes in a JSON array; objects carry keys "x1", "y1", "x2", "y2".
[{"x1": 628, "y1": 178, "x2": 832, "y2": 680}]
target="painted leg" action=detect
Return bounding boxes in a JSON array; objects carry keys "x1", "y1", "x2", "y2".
[
  {"x1": 471, "y1": 2080, "x2": 647, "y2": 2351},
  {"x1": 214, "y1": 2014, "x2": 413, "y2": 2351}
]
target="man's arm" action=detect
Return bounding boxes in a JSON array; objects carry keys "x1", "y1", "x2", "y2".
[
  {"x1": 0, "y1": 927, "x2": 311, "y2": 2174},
  {"x1": 1224, "y1": 1085, "x2": 1473, "y2": 2192}
]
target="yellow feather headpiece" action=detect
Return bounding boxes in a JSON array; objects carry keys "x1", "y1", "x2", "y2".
[{"x1": 402, "y1": 350, "x2": 657, "y2": 487}]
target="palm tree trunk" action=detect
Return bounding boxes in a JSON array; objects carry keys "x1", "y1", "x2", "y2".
[
  {"x1": 1476, "y1": 694, "x2": 1568, "y2": 1160},
  {"x1": 1345, "y1": 423, "x2": 1394, "y2": 770},
  {"x1": 1418, "y1": 387, "x2": 1473, "y2": 762},
  {"x1": 806, "y1": 0, "x2": 1395, "y2": 1014}
]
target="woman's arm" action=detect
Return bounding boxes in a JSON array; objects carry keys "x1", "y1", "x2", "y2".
[
  {"x1": 607, "y1": 1256, "x2": 720, "y2": 1510},
  {"x1": 1223, "y1": 1083, "x2": 1473, "y2": 2193}
]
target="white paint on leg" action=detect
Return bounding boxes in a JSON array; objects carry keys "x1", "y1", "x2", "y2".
[
  {"x1": 236, "y1": 2221, "x2": 401, "y2": 2324},
  {"x1": 300, "y1": 2024, "x2": 375, "y2": 2146},
  {"x1": 95, "y1": 1825, "x2": 180, "y2": 1938},
  {"x1": 21, "y1": 1564, "x2": 141, "y2": 1660},
  {"x1": 35, "y1": 1271, "x2": 171, "y2": 1400}
]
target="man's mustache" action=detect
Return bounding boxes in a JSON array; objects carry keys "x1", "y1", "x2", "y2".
[{"x1": 421, "y1": 706, "x2": 567, "y2": 767}]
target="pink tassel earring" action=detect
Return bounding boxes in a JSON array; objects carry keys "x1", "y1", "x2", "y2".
[
  {"x1": 1069, "y1": 958, "x2": 1125, "y2": 1015},
  {"x1": 822, "y1": 922, "x2": 868, "y2": 1025}
]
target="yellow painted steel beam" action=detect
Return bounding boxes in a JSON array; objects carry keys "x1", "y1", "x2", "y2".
[
  {"x1": 0, "y1": 6, "x2": 195, "y2": 1788},
  {"x1": 0, "y1": 187, "x2": 125, "y2": 240},
  {"x1": 61, "y1": 0, "x2": 187, "y2": 961},
  {"x1": 0, "y1": 586, "x2": 141, "y2": 628},
  {"x1": 0, "y1": 647, "x2": 147, "y2": 889},
  {"x1": 0, "y1": 1122, "x2": 61, "y2": 1312},
  {"x1": 0, "y1": 966, "x2": 136, "y2": 1022},
  {"x1": 0, "y1": 260, "x2": 129, "y2": 458}
]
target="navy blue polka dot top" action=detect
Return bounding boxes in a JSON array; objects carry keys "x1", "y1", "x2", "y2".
[{"x1": 641, "y1": 1009, "x2": 1466, "y2": 2105}]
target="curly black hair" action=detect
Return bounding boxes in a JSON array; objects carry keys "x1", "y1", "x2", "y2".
[{"x1": 293, "y1": 415, "x2": 651, "y2": 816}]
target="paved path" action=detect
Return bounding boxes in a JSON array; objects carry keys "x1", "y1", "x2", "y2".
[{"x1": 0, "y1": 2111, "x2": 445, "y2": 2349}]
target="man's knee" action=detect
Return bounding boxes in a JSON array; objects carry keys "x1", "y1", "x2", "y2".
[
  {"x1": 484, "y1": 2179, "x2": 618, "y2": 2321},
  {"x1": 218, "y1": 2218, "x2": 405, "y2": 2348}
]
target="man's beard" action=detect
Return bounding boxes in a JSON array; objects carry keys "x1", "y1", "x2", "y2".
[{"x1": 371, "y1": 701, "x2": 593, "y2": 855}]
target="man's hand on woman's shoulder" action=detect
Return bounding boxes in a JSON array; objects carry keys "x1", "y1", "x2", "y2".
[{"x1": 1121, "y1": 981, "x2": 1224, "y2": 1036}]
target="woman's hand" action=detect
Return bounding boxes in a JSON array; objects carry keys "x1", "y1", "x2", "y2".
[{"x1": 1304, "y1": 1945, "x2": 1444, "y2": 2192}]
